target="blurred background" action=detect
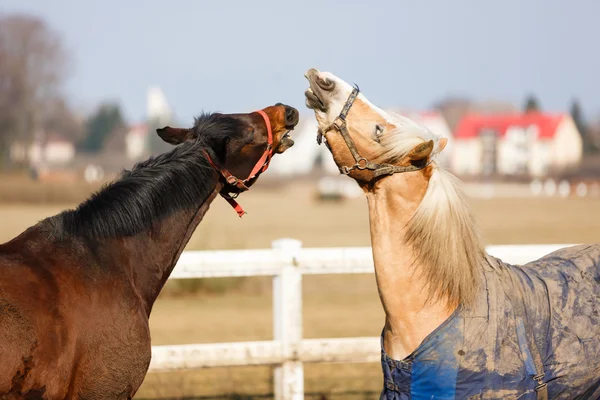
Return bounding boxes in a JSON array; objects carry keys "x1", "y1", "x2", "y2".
[{"x1": 1, "y1": 1, "x2": 599, "y2": 399}]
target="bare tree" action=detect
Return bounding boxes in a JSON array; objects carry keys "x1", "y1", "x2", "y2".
[
  {"x1": 42, "y1": 96, "x2": 85, "y2": 143},
  {"x1": 0, "y1": 13, "x2": 70, "y2": 168}
]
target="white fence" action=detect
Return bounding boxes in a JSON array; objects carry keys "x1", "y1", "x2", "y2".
[{"x1": 148, "y1": 239, "x2": 576, "y2": 400}]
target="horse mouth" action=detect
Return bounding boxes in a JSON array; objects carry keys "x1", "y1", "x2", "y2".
[
  {"x1": 276, "y1": 131, "x2": 295, "y2": 154},
  {"x1": 304, "y1": 68, "x2": 334, "y2": 113},
  {"x1": 305, "y1": 87, "x2": 327, "y2": 112},
  {"x1": 282, "y1": 131, "x2": 294, "y2": 145}
]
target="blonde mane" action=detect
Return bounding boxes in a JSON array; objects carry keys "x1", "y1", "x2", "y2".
[{"x1": 377, "y1": 114, "x2": 486, "y2": 308}]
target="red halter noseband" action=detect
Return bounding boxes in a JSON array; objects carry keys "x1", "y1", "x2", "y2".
[{"x1": 204, "y1": 109, "x2": 273, "y2": 217}]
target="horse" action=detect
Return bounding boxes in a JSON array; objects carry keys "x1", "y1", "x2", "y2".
[
  {"x1": 304, "y1": 68, "x2": 600, "y2": 399},
  {"x1": 0, "y1": 103, "x2": 299, "y2": 399}
]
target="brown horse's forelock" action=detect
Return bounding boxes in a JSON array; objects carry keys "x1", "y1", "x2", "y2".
[{"x1": 55, "y1": 112, "x2": 246, "y2": 240}]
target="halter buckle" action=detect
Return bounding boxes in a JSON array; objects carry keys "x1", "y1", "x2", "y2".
[
  {"x1": 226, "y1": 176, "x2": 239, "y2": 185},
  {"x1": 356, "y1": 158, "x2": 368, "y2": 170},
  {"x1": 379, "y1": 164, "x2": 395, "y2": 176},
  {"x1": 339, "y1": 166, "x2": 352, "y2": 175},
  {"x1": 332, "y1": 116, "x2": 345, "y2": 130}
]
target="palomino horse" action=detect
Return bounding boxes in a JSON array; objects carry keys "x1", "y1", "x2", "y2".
[
  {"x1": 0, "y1": 104, "x2": 299, "y2": 399},
  {"x1": 304, "y1": 68, "x2": 600, "y2": 399}
]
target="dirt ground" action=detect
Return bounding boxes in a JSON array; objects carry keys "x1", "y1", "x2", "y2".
[{"x1": 1, "y1": 180, "x2": 599, "y2": 399}]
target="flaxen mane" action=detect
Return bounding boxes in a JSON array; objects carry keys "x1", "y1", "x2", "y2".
[
  {"x1": 376, "y1": 114, "x2": 486, "y2": 308},
  {"x1": 56, "y1": 113, "x2": 245, "y2": 239}
]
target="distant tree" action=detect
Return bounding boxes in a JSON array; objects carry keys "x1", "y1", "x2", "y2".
[
  {"x1": 41, "y1": 97, "x2": 85, "y2": 143},
  {"x1": 570, "y1": 99, "x2": 597, "y2": 154},
  {"x1": 570, "y1": 99, "x2": 586, "y2": 136},
  {"x1": 79, "y1": 103, "x2": 126, "y2": 153},
  {"x1": 524, "y1": 94, "x2": 541, "y2": 113},
  {"x1": 0, "y1": 13, "x2": 69, "y2": 168},
  {"x1": 588, "y1": 120, "x2": 600, "y2": 151}
]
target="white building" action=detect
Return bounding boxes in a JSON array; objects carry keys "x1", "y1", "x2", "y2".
[
  {"x1": 10, "y1": 133, "x2": 75, "y2": 166},
  {"x1": 125, "y1": 123, "x2": 148, "y2": 161},
  {"x1": 266, "y1": 117, "x2": 340, "y2": 177},
  {"x1": 452, "y1": 113, "x2": 582, "y2": 178}
]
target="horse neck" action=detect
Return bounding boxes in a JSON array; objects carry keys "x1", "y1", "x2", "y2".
[
  {"x1": 365, "y1": 173, "x2": 457, "y2": 360},
  {"x1": 121, "y1": 184, "x2": 222, "y2": 315},
  {"x1": 49, "y1": 140, "x2": 231, "y2": 315}
]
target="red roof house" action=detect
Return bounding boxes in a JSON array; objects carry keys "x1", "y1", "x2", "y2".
[{"x1": 451, "y1": 112, "x2": 582, "y2": 177}]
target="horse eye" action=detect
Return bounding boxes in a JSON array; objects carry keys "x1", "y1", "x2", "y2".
[{"x1": 373, "y1": 125, "x2": 384, "y2": 142}]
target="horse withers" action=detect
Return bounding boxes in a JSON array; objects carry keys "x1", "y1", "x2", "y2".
[
  {"x1": 304, "y1": 68, "x2": 600, "y2": 399},
  {"x1": 0, "y1": 104, "x2": 299, "y2": 399}
]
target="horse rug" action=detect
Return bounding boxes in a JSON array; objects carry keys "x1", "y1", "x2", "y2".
[{"x1": 380, "y1": 244, "x2": 600, "y2": 399}]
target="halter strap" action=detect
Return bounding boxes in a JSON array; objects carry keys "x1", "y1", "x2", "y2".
[
  {"x1": 205, "y1": 110, "x2": 274, "y2": 217},
  {"x1": 317, "y1": 86, "x2": 431, "y2": 180},
  {"x1": 247, "y1": 110, "x2": 273, "y2": 179}
]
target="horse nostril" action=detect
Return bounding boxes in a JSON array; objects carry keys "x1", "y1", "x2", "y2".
[{"x1": 317, "y1": 76, "x2": 335, "y2": 91}]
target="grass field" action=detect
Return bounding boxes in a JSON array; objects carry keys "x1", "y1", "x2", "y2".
[{"x1": 1, "y1": 179, "x2": 599, "y2": 399}]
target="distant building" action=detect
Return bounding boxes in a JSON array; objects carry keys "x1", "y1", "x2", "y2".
[
  {"x1": 147, "y1": 86, "x2": 172, "y2": 125},
  {"x1": 10, "y1": 133, "x2": 75, "y2": 166},
  {"x1": 267, "y1": 117, "x2": 340, "y2": 177},
  {"x1": 452, "y1": 113, "x2": 583, "y2": 178},
  {"x1": 125, "y1": 123, "x2": 149, "y2": 161}
]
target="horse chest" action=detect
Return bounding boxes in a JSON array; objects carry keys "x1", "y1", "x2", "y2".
[{"x1": 65, "y1": 316, "x2": 152, "y2": 399}]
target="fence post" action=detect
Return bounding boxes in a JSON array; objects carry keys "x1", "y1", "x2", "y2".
[{"x1": 272, "y1": 238, "x2": 303, "y2": 400}]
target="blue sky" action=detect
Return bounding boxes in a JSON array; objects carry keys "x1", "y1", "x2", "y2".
[{"x1": 3, "y1": 0, "x2": 599, "y2": 124}]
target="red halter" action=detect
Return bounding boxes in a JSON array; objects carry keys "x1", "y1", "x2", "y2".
[{"x1": 205, "y1": 109, "x2": 273, "y2": 217}]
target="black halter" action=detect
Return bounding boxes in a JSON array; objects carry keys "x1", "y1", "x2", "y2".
[{"x1": 317, "y1": 86, "x2": 431, "y2": 179}]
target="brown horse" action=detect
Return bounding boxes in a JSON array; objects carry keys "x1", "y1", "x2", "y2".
[{"x1": 0, "y1": 104, "x2": 299, "y2": 399}]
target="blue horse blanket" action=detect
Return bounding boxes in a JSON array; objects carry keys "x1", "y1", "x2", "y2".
[{"x1": 380, "y1": 244, "x2": 600, "y2": 399}]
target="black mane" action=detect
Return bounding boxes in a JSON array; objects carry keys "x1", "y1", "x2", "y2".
[{"x1": 57, "y1": 112, "x2": 245, "y2": 239}]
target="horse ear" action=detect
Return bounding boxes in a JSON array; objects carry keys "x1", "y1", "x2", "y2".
[
  {"x1": 156, "y1": 126, "x2": 193, "y2": 145},
  {"x1": 436, "y1": 137, "x2": 448, "y2": 154},
  {"x1": 406, "y1": 140, "x2": 434, "y2": 161}
]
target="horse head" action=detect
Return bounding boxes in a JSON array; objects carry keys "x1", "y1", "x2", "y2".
[
  {"x1": 156, "y1": 104, "x2": 299, "y2": 208},
  {"x1": 304, "y1": 68, "x2": 448, "y2": 188}
]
